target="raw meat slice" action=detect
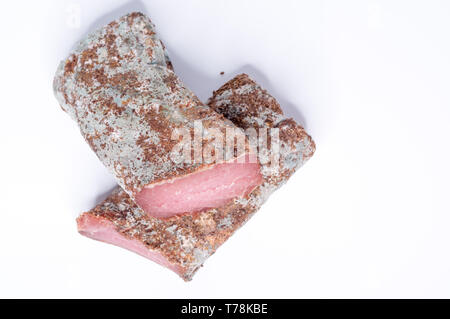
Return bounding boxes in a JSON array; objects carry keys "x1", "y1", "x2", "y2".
[
  {"x1": 78, "y1": 74, "x2": 315, "y2": 281},
  {"x1": 77, "y1": 213, "x2": 183, "y2": 275},
  {"x1": 135, "y1": 155, "x2": 261, "y2": 217},
  {"x1": 53, "y1": 12, "x2": 261, "y2": 218}
]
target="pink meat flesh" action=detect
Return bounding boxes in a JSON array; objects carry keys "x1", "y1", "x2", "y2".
[
  {"x1": 77, "y1": 214, "x2": 184, "y2": 275},
  {"x1": 135, "y1": 155, "x2": 262, "y2": 218}
]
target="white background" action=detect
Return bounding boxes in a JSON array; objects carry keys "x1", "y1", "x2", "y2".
[{"x1": 0, "y1": 0, "x2": 449, "y2": 298}]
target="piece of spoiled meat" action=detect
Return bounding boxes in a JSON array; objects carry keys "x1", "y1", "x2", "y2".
[
  {"x1": 77, "y1": 74, "x2": 315, "y2": 281},
  {"x1": 53, "y1": 12, "x2": 261, "y2": 218},
  {"x1": 208, "y1": 73, "x2": 316, "y2": 185}
]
